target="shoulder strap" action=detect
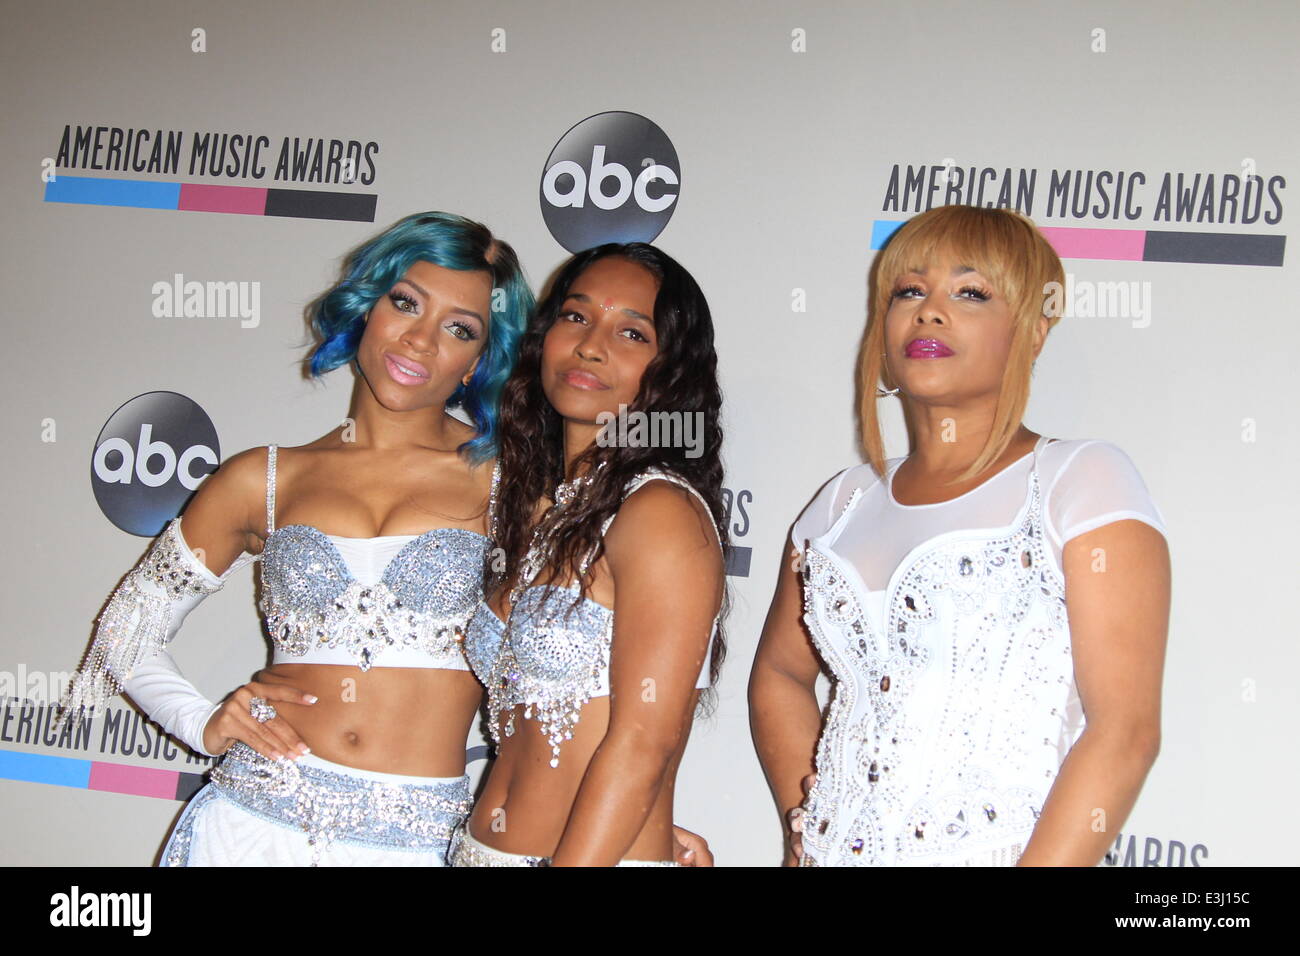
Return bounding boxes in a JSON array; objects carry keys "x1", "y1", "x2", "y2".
[
  {"x1": 265, "y1": 444, "x2": 278, "y2": 536},
  {"x1": 599, "y1": 469, "x2": 722, "y2": 550},
  {"x1": 588, "y1": 469, "x2": 725, "y2": 626},
  {"x1": 487, "y1": 459, "x2": 501, "y2": 539},
  {"x1": 1028, "y1": 434, "x2": 1053, "y2": 483}
]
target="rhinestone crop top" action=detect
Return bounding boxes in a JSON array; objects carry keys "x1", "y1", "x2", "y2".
[
  {"x1": 463, "y1": 468, "x2": 720, "y2": 766},
  {"x1": 258, "y1": 444, "x2": 494, "y2": 671}
]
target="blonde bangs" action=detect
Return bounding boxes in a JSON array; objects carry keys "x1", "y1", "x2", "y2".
[{"x1": 858, "y1": 206, "x2": 1065, "y2": 481}]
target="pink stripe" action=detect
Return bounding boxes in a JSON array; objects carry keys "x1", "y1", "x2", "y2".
[
  {"x1": 88, "y1": 761, "x2": 179, "y2": 800},
  {"x1": 178, "y1": 183, "x2": 267, "y2": 215},
  {"x1": 1039, "y1": 226, "x2": 1146, "y2": 261}
]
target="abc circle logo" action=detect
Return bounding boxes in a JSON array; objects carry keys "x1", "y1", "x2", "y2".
[
  {"x1": 91, "y1": 391, "x2": 221, "y2": 536},
  {"x1": 540, "y1": 111, "x2": 680, "y2": 253}
]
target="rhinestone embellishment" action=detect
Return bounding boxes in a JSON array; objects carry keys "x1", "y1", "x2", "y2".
[
  {"x1": 259, "y1": 525, "x2": 489, "y2": 671},
  {"x1": 794, "y1": 460, "x2": 1069, "y2": 866}
]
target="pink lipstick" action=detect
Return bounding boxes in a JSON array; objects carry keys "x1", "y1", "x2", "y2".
[
  {"x1": 384, "y1": 353, "x2": 430, "y2": 385},
  {"x1": 561, "y1": 369, "x2": 608, "y2": 390},
  {"x1": 905, "y1": 338, "x2": 955, "y2": 359}
]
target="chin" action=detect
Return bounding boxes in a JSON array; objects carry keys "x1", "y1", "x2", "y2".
[
  {"x1": 554, "y1": 399, "x2": 613, "y2": 426},
  {"x1": 541, "y1": 380, "x2": 603, "y2": 420}
]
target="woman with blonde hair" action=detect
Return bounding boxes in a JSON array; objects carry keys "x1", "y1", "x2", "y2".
[{"x1": 750, "y1": 204, "x2": 1170, "y2": 866}]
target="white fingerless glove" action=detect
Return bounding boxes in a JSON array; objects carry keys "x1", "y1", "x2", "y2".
[
  {"x1": 58, "y1": 517, "x2": 255, "y2": 755},
  {"x1": 120, "y1": 650, "x2": 225, "y2": 756}
]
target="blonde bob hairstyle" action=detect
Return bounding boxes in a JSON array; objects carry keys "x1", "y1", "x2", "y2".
[{"x1": 860, "y1": 205, "x2": 1065, "y2": 482}]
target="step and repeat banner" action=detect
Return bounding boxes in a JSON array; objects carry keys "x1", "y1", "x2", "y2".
[{"x1": 1, "y1": 0, "x2": 1295, "y2": 866}]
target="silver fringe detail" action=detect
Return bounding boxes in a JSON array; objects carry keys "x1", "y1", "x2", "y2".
[{"x1": 55, "y1": 518, "x2": 221, "y2": 731}]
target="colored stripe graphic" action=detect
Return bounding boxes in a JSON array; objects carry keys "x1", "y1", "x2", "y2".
[
  {"x1": 44, "y1": 175, "x2": 377, "y2": 222},
  {"x1": 0, "y1": 748, "x2": 205, "y2": 801},
  {"x1": 178, "y1": 182, "x2": 267, "y2": 215},
  {"x1": 872, "y1": 219, "x2": 1285, "y2": 267}
]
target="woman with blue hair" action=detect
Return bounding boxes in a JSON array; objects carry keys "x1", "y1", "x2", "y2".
[{"x1": 60, "y1": 211, "x2": 533, "y2": 865}]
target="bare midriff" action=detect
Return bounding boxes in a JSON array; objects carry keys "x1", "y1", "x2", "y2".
[
  {"x1": 467, "y1": 692, "x2": 697, "y2": 862},
  {"x1": 256, "y1": 662, "x2": 484, "y2": 777}
]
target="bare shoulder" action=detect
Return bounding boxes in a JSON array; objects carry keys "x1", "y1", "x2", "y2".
[
  {"x1": 605, "y1": 477, "x2": 720, "y2": 560},
  {"x1": 181, "y1": 445, "x2": 270, "y2": 538},
  {"x1": 206, "y1": 445, "x2": 271, "y2": 500}
]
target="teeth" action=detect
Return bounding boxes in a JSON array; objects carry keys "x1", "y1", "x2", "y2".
[{"x1": 392, "y1": 358, "x2": 424, "y2": 377}]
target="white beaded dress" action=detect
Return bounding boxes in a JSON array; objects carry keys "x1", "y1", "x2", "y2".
[{"x1": 790, "y1": 437, "x2": 1166, "y2": 866}]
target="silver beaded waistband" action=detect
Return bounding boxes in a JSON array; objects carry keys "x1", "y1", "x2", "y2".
[
  {"x1": 447, "y1": 823, "x2": 679, "y2": 867},
  {"x1": 209, "y1": 742, "x2": 472, "y2": 863}
]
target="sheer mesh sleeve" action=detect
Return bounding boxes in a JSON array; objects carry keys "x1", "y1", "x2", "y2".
[
  {"x1": 1043, "y1": 441, "x2": 1167, "y2": 557},
  {"x1": 789, "y1": 466, "x2": 857, "y2": 556}
]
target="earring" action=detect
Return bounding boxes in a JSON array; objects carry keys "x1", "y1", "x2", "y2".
[{"x1": 877, "y1": 351, "x2": 899, "y2": 397}]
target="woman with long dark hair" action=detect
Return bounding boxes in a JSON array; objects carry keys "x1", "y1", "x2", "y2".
[
  {"x1": 452, "y1": 242, "x2": 728, "y2": 866},
  {"x1": 58, "y1": 212, "x2": 532, "y2": 865},
  {"x1": 751, "y1": 205, "x2": 1170, "y2": 867}
]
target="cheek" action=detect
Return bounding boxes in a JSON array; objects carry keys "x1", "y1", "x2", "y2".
[
  {"x1": 883, "y1": 308, "x2": 910, "y2": 348},
  {"x1": 616, "y1": 347, "x2": 655, "y2": 396},
  {"x1": 968, "y1": 323, "x2": 1016, "y2": 377},
  {"x1": 356, "y1": 312, "x2": 384, "y2": 354},
  {"x1": 446, "y1": 336, "x2": 483, "y2": 369},
  {"x1": 539, "y1": 324, "x2": 569, "y2": 371},
  {"x1": 360, "y1": 304, "x2": 401, "y2": 344}
]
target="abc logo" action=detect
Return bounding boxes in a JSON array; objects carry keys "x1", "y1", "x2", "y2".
[
  {"x1": 91, "y1": 391, "x2": 220, "y2": 536},
  {"x1": 540, "y1": 111, "x2": 680, "y2": 253}
]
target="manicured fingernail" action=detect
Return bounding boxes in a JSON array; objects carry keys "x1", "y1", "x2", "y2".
[
  {"x1": 305, "y1": 695, "x2": 318, "y2": 704},
  {"x1": 272, "y1": 752, "x2": 284, "y2": 760},
  {"x1": 683, "y1": 849, "x2": 694, "y2": 859}
]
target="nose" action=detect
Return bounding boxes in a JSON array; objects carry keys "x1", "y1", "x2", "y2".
[
  {"x1": 915, "y1": 289, "x2": 948, "y2": 325},
  {"x1": 399, "y1": 315, "x2": 439, "y2": 355},
  {"x1": 574, "y1": 322, "x2": 607, "y2": 363}
]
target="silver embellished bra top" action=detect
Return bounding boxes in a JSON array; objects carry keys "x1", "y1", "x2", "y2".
[
  {"x1": 464, "y1": 468, "x2": 719, "y2": 767},
  {"x1": 258, "y1": 444, "x2": 493, "y2": 671}
]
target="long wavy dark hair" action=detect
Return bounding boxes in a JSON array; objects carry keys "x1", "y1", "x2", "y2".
[{"x1": 485, "y1": 242, "x2": 729, "y2": 703}]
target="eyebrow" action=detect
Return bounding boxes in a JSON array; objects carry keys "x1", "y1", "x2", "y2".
[
  {"x1": 902, "y1": 264, "x2": 979, "y2": 277},
  {"x1": 395, "y1": 278, "x2": 485, "y2": 322},
  {"x1": 566, "y1": 292, "x2": 653, "y2": 324}
]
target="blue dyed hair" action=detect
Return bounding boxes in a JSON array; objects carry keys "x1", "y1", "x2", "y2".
[{"x1": 308, "y1": 211, "x2": 533, "y2": 464}]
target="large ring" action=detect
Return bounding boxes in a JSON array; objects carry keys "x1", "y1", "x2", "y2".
[{"x1": 249, "y1": 697, "x2": 277, "y2": 723}]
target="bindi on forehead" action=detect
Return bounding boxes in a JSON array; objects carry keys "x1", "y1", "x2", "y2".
[{"x1": 602, "y1": 297, "x2": 616, "y2": 311}]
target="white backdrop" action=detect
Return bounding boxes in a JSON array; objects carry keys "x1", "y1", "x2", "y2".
[{"x1": 1, "y1": 0, "x2": 1296, "y2": 865}]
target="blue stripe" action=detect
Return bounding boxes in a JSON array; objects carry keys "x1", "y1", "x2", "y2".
[
  {"x1": 44, "y1": 175, "x2": 180, "y2": 209},
  {"x1": 0, "y1": 749, "x2": 92, "y2": 788},
  {"x1": 871, "y1": 219, "x2": 906, "y2": 249}
]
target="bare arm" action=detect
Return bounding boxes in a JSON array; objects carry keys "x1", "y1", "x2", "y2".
[
  {"x1": 141, "y1": 447, "x2": 314, "y2": 758},
  {"x1": 175, "y1": 446, "x2": 265, "y2": 577},
  {"x1": 548, "y1": 482, "x2": 723, "y2": 866},
  {"x1": 749, "y1": 539, "x2": 825, "y2": 865},
  {"x1": 1017, "y1": 519, "x2": 1170, "y2": 865}
]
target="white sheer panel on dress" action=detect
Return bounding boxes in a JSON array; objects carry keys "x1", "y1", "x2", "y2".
[{"x1": 788, "y1": 439, "x2": 1165, "y2": 592}]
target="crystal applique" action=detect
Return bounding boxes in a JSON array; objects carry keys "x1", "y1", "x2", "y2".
[
  {"x1": 259, "y1": 525, "x2": 489, "y2": 670},
  {"x1": 795, "y1": 460, "x2": 1070, "y2": 866}
]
